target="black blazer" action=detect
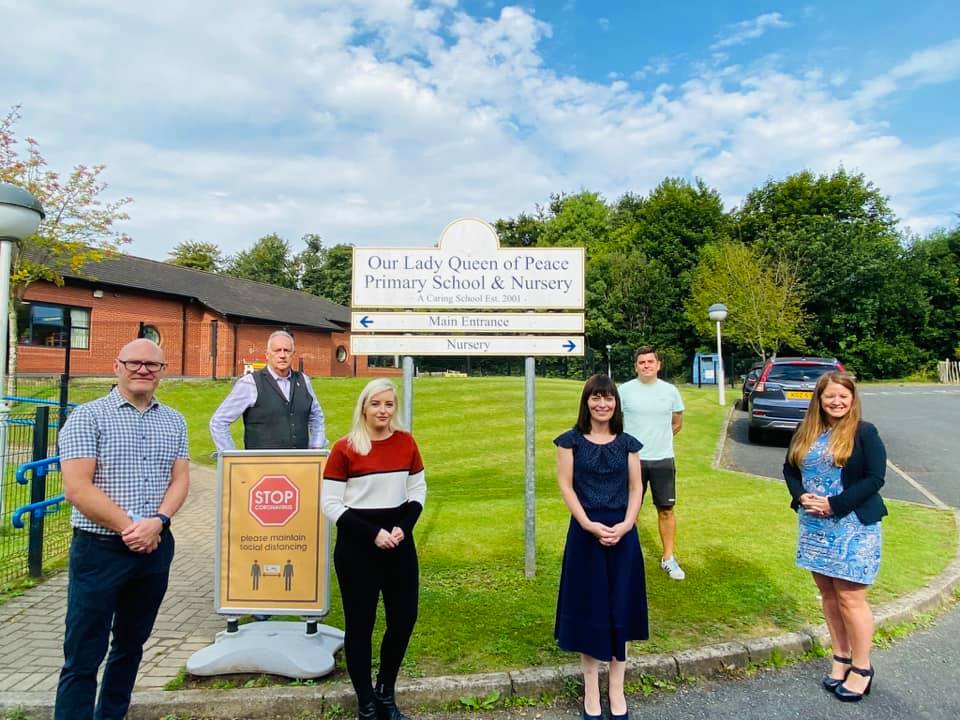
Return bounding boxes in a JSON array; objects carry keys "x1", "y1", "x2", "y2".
[{"x1": 783, "y1": 421, "x2": 888, "y2": 525}]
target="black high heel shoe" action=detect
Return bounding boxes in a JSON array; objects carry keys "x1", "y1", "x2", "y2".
[
  {"x1": 834, "y1": 665, "x2": 874, "y2": 702},
  {"x1": 821, "y1": 654, "x2": 852, "y2": 691}
]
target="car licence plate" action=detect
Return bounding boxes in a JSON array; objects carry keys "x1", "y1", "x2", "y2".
[{"x1": 786, "y1": 391, "x2": 813, "y2": 400}]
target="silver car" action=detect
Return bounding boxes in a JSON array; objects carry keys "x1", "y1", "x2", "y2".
[{"x1": 747, "y1": 357, "x2": 845, "y2": 442}]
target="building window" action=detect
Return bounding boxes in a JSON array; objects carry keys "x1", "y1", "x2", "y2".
[
  {"x1": 367, "y1": 355, "x2": 398, "y2": 368},
  {"x1": 17, "y1": 303, "x2": 91, "y2": 349},
  {"x1": 141, "y1": 325, "x2": 161, "y2": 345},
  {"x1": 336, "y1": 345, "x2": 348, "y2": 363}
]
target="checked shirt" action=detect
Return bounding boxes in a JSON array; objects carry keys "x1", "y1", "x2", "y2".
[{"x1": 58, "y1": 387, "x2": 189, "y2": 535}]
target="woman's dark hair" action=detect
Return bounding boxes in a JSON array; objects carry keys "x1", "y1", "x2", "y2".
[{"x1": 575, "y1": 374, "x2": 624, "y2": 435}]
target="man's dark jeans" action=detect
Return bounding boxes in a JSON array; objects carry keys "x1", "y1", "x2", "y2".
[{"x1": 54, "y1": 528, "x2": 175, "y2": 720}]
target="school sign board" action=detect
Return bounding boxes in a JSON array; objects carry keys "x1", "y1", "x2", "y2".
[
  {"x1": 215, "y1": 450, "x2": 330, "y2": 616},
  {"x1": 350, "y1": 218, "x2": 585, "y2": 357},
  {"x1": 351, "y1": 218, "x2": 584, "y2": 310}
]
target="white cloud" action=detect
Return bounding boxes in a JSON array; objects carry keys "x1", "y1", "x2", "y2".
[
  {"x1": 710, "y1": 12, "x2": 791, "y2": 51},
  {"x1": 853, "y1": 37, "x2": 960, "y2": 107},
  {"x1": 0, "y1": 1, "x2": 956, "y2": 262}
]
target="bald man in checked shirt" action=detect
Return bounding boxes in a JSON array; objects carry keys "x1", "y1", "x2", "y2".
[{"x1": 55, "y1": 338, "x2": 189, "y2": 720}]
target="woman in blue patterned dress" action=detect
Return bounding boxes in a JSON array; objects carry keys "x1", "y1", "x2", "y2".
[
  {"x1": 555, "y1": 374, "x2": 648, "y2": 720},
  {"x1": 783, "y1": 372, "x2": 887, "y2": 703}
]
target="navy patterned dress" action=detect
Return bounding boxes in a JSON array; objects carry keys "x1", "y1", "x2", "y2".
[
  {"x1": 796, "y1": 433, "x2": 882, "y2": 584},
  {"x1": 553, "y1": 429, "x2": 648, "y2": 661}
]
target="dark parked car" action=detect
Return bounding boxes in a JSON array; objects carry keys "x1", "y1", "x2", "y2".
[
  {"x1": 738, "y1": 362, "x2": 765, "y2": 410},
  {"x1": 748, "y1": 357, "x2": 845, "y2": 442}
]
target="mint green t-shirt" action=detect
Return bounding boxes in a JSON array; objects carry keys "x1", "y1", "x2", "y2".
[{"x1": 619, "y1": 378, "x2": 684, "y2": 460}]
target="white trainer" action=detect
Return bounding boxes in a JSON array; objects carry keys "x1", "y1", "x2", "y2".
[{"x1": 660, "y1": 557, "x2": 686, "y2": 580}]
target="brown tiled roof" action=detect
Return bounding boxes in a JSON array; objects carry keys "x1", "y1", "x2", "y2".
[{"x1": 57, "y1": 252, "x2": 349, "y2": 330}]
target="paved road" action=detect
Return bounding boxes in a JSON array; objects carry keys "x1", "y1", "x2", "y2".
[
  {"x1": 722, "y1": 385, "x2": 960, "y2": 507},
  {"x1": 427, "y1": 602, "x2": 960, "y2": 720}
]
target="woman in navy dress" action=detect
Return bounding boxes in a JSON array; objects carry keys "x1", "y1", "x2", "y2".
[
  {"x1": 555, "y1": 374, "x2": 648, "y2": 720},
  {"x1": 783, "y1": 372, "x2": 887, "y2": 703}
]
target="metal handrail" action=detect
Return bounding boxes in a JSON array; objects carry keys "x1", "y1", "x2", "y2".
[
  {"x1": 12, "y1": 496, "x2": 66, "y2": 529},
  {"x1": 2, "y1": 395, "x2": 77, "y2": 408},
  {"x1": 15, "y1": 456, "x2": 61, "y2": 485}
]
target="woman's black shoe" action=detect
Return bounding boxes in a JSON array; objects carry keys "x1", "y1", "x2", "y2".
[
  {"x1": 834, "y1": 665, "x2": 874, "y2": 702},
  {"x1": 581, "y1": 708, "x2": 602, "y2": 720},
  {"x1": 373, "y1": 683, "x2": 410, "y2": 720},
  {"x1": 821, "y1": 654, "x2": 852, "y2": 691},
  {"x1": 358, "y1": 701, "x2": 378, "y2": 720}
]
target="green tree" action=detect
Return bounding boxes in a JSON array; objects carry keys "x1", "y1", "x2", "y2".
[
  {"x1": 734, "y1": 168, "x2": 919, "y2": 377},
  {"x1": 296, "y1": 235, "x2": 353, "y2": 306},
  {"x1": 539, "y1": 191, "x2": 613, "y2": 256},
  {"x1": 1, "y1": 105, "x2": 131, "y2": 379},
  {"x1": 225, "y1": 233, "x2": 296, "y2": 288},
  {"x1": 613, "y1": 178, "x2": 729, "y2": 278},
  {"x1": 587, "y1": 250, "x2": 685, "y2": 375},
  {"x1": 685, "y1": 241, "x2": 807, "y2": 362},
  {"x1": 167, "y1": 240, "x2": 223, "y2": 272},
  {"x1": 494, "y1": 212, "x2": 545, "y2": 248},
  {"x1": 904, "y1": 225, "x2": 960, "y2": 362},
  {"x1": 0, "y1": 106, "x2": 131, "y2": 293}
]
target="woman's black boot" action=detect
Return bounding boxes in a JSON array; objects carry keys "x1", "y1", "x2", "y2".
[
  {"x1": 358, "y1": 700, "x2": 379, "y2": 720},
  {"x1": 373, "y1": 681, "x2": 410, "y2": 720}
]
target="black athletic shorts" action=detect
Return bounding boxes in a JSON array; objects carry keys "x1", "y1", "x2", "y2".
[{"x1": 640, "y1": 458, "x2": 677, "y2": 509}]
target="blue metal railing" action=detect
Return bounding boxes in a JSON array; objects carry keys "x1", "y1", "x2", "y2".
[
  {"x1": 16, "y1": 456, "x2": 61, "y2": 485},
  {"x1": 11, "y1": 457, "x2": 65, "y2": 529},
  {"x1": 12, "y1": 495, "x2": 66, "y2": 529},
  {"x1": 4, "y1": 395, "x2": 76, "y2": 428}
]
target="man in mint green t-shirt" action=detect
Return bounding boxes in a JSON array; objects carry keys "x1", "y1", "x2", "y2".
[{"x1": 619, "y1": 346, "x2": 686, "y2": 580}]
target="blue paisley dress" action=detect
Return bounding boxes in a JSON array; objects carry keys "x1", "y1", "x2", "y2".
[{"x1": 796, "y1": 432, "x2": 882, "y2": 584}]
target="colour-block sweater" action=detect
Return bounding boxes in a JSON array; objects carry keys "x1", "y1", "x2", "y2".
[{"x1": 321, "y1": 431, "x2": 427, "y2": 543}]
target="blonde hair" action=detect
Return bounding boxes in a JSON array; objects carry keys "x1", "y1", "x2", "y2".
[
  {"x1": 787, "y1": 372, "x2": 860, "y2": 467},
  {"x1": 346, "y1": 378, "x2": 404, "y2": 455}
]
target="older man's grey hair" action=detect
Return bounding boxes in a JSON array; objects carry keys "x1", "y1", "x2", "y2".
[{"x1": 267, "y1": 330, "x2": 295, "y2": 350}]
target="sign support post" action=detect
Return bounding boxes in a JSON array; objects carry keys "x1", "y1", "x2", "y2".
[
  {"x1": 402, "y1": 356, "x2": 414, "y2": 430},
  {"x1": 524, "y1": 356, "x2": 536, "y2": 578}
]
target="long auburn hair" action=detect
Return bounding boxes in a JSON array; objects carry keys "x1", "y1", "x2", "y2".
[
  {"x1": 575, "y1": 374, "x2": 624, "y2": 435},
  {"x1": 787, "y1": 372, "x2": 860, "y2": 467},
  {"x1": 346, "y1": 378, "x2": 405, "y2": 456}
]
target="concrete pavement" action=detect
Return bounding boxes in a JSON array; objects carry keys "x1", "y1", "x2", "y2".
[{"x1": 1, "y1": 462, "x2": 959, "y2": 719}]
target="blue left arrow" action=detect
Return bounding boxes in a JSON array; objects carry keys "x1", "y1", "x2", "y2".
[
  {"x1": 359, "y1": 315, "x2": 373, "y2": 328},
  {"x1": 563, "y1": 339, "x2": 576, "y2": 353}
]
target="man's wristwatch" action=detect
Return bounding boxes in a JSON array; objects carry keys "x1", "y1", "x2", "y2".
[{"x1": 153, "y1": 513, "x2": 171, "y2": 530}]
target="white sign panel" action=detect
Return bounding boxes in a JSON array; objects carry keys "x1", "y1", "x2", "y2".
[
  {"x1": 351, "y1": 312, "x2": 584, "y2": 334},
  {"x1": 351, "y1": 335, "x2": 585, "y2": 357},
  {"x1": 352, "y1": 218, "x2": 584, "y2": 309}
]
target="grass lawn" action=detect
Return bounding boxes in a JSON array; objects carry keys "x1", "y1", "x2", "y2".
[{"x1": 7, "y1": 376, "x2": 957, "y2": 677}]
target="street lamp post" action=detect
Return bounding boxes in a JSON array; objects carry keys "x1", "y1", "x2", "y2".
[
  {"x1": 605, "y1": 344, "x2": 612, "y2": 380},
  {"x1": 707, "y1": 303, "x2": 728, "y2": 406},
  {"x1": 0, "y1": 183, "x2": 45, "y2": 514}
]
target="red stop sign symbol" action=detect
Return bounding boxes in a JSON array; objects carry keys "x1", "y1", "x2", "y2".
[{"x1": 248, "y1": 475, "x2": 300, "y2": 527}]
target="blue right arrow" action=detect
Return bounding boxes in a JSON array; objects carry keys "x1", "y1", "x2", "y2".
[
  {"x1": 359, "y1": 315, "x2": 373, "y2": 328},
  {"x1": 563, "y1": 339, "x2": 576, "y2": 352}
]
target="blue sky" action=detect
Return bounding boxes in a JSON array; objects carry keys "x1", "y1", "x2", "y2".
[{"x1": 2, "y1": 1, "x2": 958, "y2": 259}]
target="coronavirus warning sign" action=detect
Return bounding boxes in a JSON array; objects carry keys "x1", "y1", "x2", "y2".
[
  {"x1": 215, "y1": 450, "x2": 329, "y2": 616},
  {"x1": 249, "y1": 475, "x2": 300, "y2": 526}
]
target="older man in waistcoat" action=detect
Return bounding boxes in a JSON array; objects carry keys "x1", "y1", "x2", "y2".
[{"x1": 210, "y1": 330, "x2": 327, "y2": 453}]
